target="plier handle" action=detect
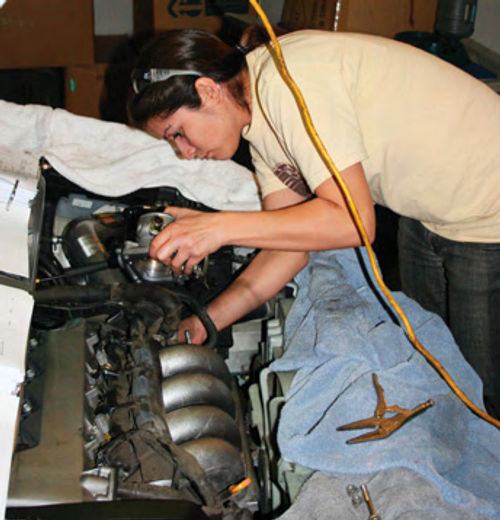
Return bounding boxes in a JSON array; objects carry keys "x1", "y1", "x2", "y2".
[{"x1": 337, "y1": 373, "x2": 434, "y2": 444}]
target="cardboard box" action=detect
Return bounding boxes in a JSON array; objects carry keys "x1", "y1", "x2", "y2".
[
  {"x1": 281, "y1": 0, "x2": 338, "y2": 31},
  {"x1": 65, "y1": 63, "x2": 132, "y2": 123},
  {"x1": 65, "y1": 65, "x2": 107, "y2": 119},
  {"x1": 0, "y1": 0, "x2": 94, "y2": 69},
  {"x1": 94, "y1": 35, "x2": 138, "y2": 65},
  {"x1": 134, "y1": 0, "x2": 253, "y2": 35},
  {"x1": 281, "y1": 0, "x2": 438, "y2": 38}
]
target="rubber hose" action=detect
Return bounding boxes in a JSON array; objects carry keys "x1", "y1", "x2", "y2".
[
  {"x1": 35, "y1": 283, "x2": 217, "y2": 347},
  {"x1": 172, "y1": 289, "x2": 218, "y2": 349},
  {"x1": 35, "y1": 285, "x2": 112, "y2": 304},
  {"x1": 35, "y1": 284, "x2": 180, "y2": 328}
]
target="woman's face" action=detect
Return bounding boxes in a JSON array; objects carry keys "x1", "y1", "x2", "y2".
[{"x1": 146, "y1": 78, "x2": 250, "y2": 161}]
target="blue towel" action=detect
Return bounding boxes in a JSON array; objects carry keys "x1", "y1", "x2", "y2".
[{"x1": 270, "y1": 248, "x2": 500, "y2": 519}]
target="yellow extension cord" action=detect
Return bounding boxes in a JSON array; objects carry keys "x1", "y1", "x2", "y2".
[{"x1": 249, "y1": 0, "x2": 499, "y2": 429}]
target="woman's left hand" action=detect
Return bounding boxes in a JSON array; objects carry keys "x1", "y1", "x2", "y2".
[
  {"x1": 149, "y1": 206, "x2": 224, "y2": 276},
  {"x1": 177, "y1": 315, "x2": 207, "y2": 345}
]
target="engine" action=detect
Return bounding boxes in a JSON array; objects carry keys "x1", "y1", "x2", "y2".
[
  {"x1": 78, "y1": 294, "x2": 256, "y2": 517},
  {"x1": 7, "y1": 167, "x2": 291, "y2": 520}
]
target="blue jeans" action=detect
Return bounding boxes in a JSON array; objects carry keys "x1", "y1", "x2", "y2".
[{"x1": 398, "y1": 217, "x2": 500, "y2": 397}]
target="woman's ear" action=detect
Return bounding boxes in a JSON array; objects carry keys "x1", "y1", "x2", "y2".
[{"x1": 194, "y1": 77, "x2": 222, "y2": 107}]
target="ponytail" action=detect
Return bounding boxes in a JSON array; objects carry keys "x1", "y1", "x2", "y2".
[{"x1": 239, "y1": 24, "x2": 289, "y2": 52}]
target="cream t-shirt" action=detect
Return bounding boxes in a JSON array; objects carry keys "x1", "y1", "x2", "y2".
[{"x1": 242, "y1": 30, "x2": 500, "y2": 243}]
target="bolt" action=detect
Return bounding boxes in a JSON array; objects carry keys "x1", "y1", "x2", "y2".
[
  {"x1": 150, "y1": 215, "x2": 165, "y2": 235},
  {"x1": 351, "y1": 493, "x2": 364, "y2": 508},
  {"x1": 346, "y1": 484, "x2": 359, "y2": 496}
]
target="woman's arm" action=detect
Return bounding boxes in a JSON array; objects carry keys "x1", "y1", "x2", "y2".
[
  {"x1": 175, "y1": 188, "x2": 309, "y2": 344},
  {"x1": 150, "y1": 162, "x2": 374, "y2": 276},
  {"x1": 256, "y1": 162, "x2": 375, "y2": 249},
  {"x1": 178, "y1": 248, "x2": 308, "y2": 344}
]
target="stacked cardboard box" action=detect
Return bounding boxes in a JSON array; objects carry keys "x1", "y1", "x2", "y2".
[
  {"x1": 65, "y1": 35, "x2": 135, "y2": 121},
  {"x1": 0, "y1": 1, "x2": 257, "y2": 119},
  {"x1": 134, "y1": 0, "x2": 254, "y2": 35},
  {"x1": 0, "y1": 0, "x2": 94, "y2": 69},
  {"x1": 281, "y1": 0, "x2": 438, "y2": 38},
  {"x1": 64, "y1": 64, "x2": 109, "y2": 121}
]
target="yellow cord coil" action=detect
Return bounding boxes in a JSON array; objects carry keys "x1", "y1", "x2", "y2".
[{"x1": 249, "y1": 0, "x2": 499, "y2": 429}]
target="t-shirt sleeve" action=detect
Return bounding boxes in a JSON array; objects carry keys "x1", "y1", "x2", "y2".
[
  {"x1": 257, "y1": 66, "x2": 368, "y2": 193},
  {"x1": 248, "y1": 143, "x2": 289, "y2": 198}
]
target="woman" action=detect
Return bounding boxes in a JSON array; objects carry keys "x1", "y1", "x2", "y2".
[{"x1": 127, "y1": 28, "x2": 500, "y2": 410}]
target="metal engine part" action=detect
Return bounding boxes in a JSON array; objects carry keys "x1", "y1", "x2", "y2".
[
  {"x1": 9, "y1": 177, "x2": 269, "y2": 519},
  {"x1": 81, "y1": 304, "x2": 257, "y2": 515},
  {"x1": 136, "y1": 211, "x2": 175, "y2": 246},
  {"x1": 61, "y1": 210, "x2": 208, "y2": 285},
  {"x1": 122, "y1": 211, "x2": 209, "y2": 283}
]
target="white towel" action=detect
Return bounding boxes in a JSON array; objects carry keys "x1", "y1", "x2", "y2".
[{"x1": 0, "y1": 100, "x2": 261, "y2": 211}]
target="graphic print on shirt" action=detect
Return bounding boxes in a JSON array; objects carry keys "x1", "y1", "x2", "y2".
[{"x1": 274, "y1": 163, "x2": 312, "y2": 198}]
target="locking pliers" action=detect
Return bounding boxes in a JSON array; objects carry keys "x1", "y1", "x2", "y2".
[{"x1": 337, "y1": 373, "x2": 434, "y2": 444}]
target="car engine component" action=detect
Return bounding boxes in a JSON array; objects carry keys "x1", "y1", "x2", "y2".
[{"x1": 6, "y1": 166, "x2": 292, "y2": 520}]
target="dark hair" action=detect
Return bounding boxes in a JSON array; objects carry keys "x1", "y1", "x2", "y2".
[
  {"x1": 239, "y1": 24, "x2": 288, "y2": 50},
  {"x1": 128, "y1": 29, "x2": 247, "y2": 128}
]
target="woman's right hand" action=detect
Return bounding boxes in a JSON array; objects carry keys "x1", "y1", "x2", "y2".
[
  {"x1": 149, "y1": 207, "x2": 224, "y2": 277},
  {"x1": 177, "y1": 315, "x2": 207, "y2": 345}
]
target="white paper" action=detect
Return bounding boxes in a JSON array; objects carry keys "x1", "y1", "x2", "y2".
[
  {"x1": 0, "y1": 392, "x2": 21, "y2": 520},
  {"x1": 0, "y1": 203, "x2": 30, "y2": 278},
  {"x1": 0, "y1": 285, "x2": 33, "y2": 520},
  {"x1": 0, "y1": 147, "x2": 39, "y2": 207},
  {"x1": 0, "y1": 285, "x2": 34, "y2": 390}
]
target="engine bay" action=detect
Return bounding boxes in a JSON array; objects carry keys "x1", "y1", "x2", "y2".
[{"x1": 5, "y1": 164, "x2": 295, "y2": 520}]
